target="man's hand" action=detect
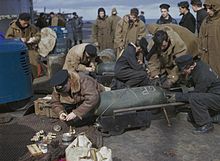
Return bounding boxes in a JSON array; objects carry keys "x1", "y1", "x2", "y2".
[
  {"x1": 59, "y1": 112, "x2": 67, "y2": 121},
  {"x1": 86, "y1": 67, "x2": 95, "y2": 72},
  {"x1": 161, "y1": 79, "x2": 173, "y2": 89},
  {"x1": 21, "y1": 38, "x2": 27, "y2": 43},
  {"x1": 66, "y1": 112, "x2": 77, "y2": 121},
  {"x1": 94, "y1": 42, "x2": 99, "y2": 47}
]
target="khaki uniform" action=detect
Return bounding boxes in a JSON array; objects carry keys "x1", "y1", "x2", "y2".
[
  {"x1": 92, "y1": 16, "x2": 113, "y2": 51},
  {"x1": 108, "y1": 14, "x2": 121, "y2": 45},
  {"x1": 199, "y1": 0, "x2": 220, "y2": 76},
  {"x1": 63, "y1": 43, "x2": 95, "y2": 72},
  {"x1": 5, "y1": 21, "x2": 41, "y2": 78},
  {"x1": 114, "y1": 15, "x2": 146, "y2": 58},
  {"x1": 147, "y1": 24, "x2": 199, "y2": 57},
  {"x1": 148, "y1": 27, "x2": 187, "y2": 83},
  {"x1": 51, "y1": 72, "x2": 104, "y2": 119}
]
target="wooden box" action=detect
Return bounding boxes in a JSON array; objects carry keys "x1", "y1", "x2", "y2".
[{"x1": 34, "y1": 96, "x2": 58, "y2": 118}]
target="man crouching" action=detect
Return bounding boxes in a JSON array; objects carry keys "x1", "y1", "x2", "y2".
[{"x1": 50, "y1": 69, "x2": 105, "y2": 126}]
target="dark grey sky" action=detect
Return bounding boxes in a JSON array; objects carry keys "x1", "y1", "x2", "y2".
[{"x1": 33, "y1": 0, "x2": 197, "y2": 19}]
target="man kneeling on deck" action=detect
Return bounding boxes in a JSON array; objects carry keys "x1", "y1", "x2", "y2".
[
  {"x1": 113, "y1": 37, "x2": 150, "y2": 89},
  {"x1": 169, "y1": 55, "x2": 220, "y2": 134},
  {"x1": 50, "y1": 69, "x2": 105, "y2": 126}
]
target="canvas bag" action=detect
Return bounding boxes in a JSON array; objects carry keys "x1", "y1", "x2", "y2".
[{"x1": 65, "y1": 133, "x2": 112, "y2": 161}]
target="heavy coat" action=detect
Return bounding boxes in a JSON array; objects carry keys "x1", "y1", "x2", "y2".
[
  {"x1": 71, "y1": 16, "x2": 83, "y2": 41},
  {"x1": 5, "y1": 20, "x2": 41, "y2": 78},
  {"x1": 179, "y1": 11, "x2": 196, "y2": 33},
  {"x1": 147, "y1": 24, "x2": 199, "y2": 57},
  {"x1": 108, "y1": 15, "x2": 121, "y2": 44},
  {"x1": 196, "y1": 8, "x2": 208, "y2": 34},
  {"x1": 147, "y1": 26, "x2": 187, "y2": 83},
  {"x1": 51, "y1": 72, "x2": 105, "y2": 119},
  {"x1": 156, "y1": 15, "x2": 177, "y2": 24},
  {"x1": 114, "y1": 15, "x2": 146, "y2": 49},
  {"x1": 5, "y1": 20, "x2": 40, "y2": 43},
  {"x1": 92, "y1": 16, "x2": 113, "y2": 51},
  {"x1": 199, "y1": 0, "x2": 220, "y2": 76},
  {"x1": 63, "y1": 43, "x2": 95, "y2": 72}
]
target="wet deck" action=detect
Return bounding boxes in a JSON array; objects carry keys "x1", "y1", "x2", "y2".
[{"x1": 1, "y1": 112, "x2": 220, "y2": 161}]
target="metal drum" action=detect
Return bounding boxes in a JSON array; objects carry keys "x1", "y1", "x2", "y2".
[
  {"x1": 47, "y1": 53, "x2": 66, "y2": 78},
  {"x1": 0, "y1": 39, "x2": 32, "y2": 107}
]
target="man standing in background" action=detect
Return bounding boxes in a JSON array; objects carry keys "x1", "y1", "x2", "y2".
[
  {"x1": 92, "y1": 7, "x2": 113, "y2": 51},
  {"x1": 157, "y1": 4, "x2": 177, "y2": 24},
  {"x1": 199, "y1": 0, "x2": 220, "y2": 76},
  {"x1": 109, "y1": 8, "x2": 121, "y2": 51},
  {"x1": 72, "y1": 12, "x2": 83, "y2": 45},
  {"x1": 139, "y1": 11, "x2": 146, "y2": 24},
  {"x1": 190, "y1": 0, "x2": 208, "y2": 34},
  {"x1": 178, "y1": 1, "x2": 196, "y2": 33},
  {"x1": 114, "y1": 8, "x2": 146, "y2": 58},
  {"x1": 5, "y1": 13, "x2": 41, "y2": 79}
]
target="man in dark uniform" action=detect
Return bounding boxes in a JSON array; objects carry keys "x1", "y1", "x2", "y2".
[
  {"x1": 173, "y1": 55, "x2": 220, "y2": 134},
  {"x1": 178, "y1": 1, "x2": 196, "y2": 33},
  {"x1": 190, "y1": 0, "x2": 208, "y2": 34},
  {"x1": 114, "y1": 37, "x2": 150, "y2": 89},
  {"x1": 157, "y1": 4, "x2": 177, "y2": 24}
]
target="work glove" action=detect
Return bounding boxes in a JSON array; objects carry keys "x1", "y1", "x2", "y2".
[
  {"x1": 165, "y1": 92, "x2": 176, "y2": 103},
  {"x1": 161, "y1": 79, "x2": 173, "y2": 89}
]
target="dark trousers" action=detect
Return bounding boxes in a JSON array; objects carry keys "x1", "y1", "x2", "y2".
[
  {"x1": 176, "y1": 92, "x2": 220, "y2": 126},
  {"x1": 64, "y1": 104, "x2": 96, "y2": 127},
  {"x1": 115, "y1": 69, "x2": 150, "y2": 88}
]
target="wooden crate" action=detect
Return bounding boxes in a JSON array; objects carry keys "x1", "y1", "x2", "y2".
[{"x1": 34, "y1": 97, "x2": 58, "y2": 118}]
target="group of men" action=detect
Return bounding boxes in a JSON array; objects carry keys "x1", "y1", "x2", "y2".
[{"x1": 3, "y1": 0, "x2": 220, "y2": 134}]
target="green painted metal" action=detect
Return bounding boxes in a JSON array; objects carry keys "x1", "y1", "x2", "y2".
[{"x1": 95, "y1": 86, "x2": 167, "y2": 116}]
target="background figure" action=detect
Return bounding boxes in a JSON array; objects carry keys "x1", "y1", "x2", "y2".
[
  {"x1": 157, "y1": 4, "x2": 177, "y2": 24},
  {"x1": 178, "y1": 1, "x2": 196, "y2": 33},
  {"x1": 139, "y1": 11, "x2": 146, "y2": 23},
  {"x1": 199, "y1": 0, "x2": 220, "y2": 76},
  {"x1": 114, "y1": 8, "x2": 146, "y2": 58},
  {"x1": 5, "y1": 12, "x2": 41, "y2": 79},
  {"x1": 57, "y1": 13, "x2": 66, "y2": 27},
  {"x1": 35, "y1": 12, "x2": 47, "y2": 30},
  {"x1": 72, "y1": 12, "x2": 83, "y2": 45},
  {"x1": 109, "y1": 8, "x2": 121, "y2": 52},
  {"x1": 49, "y1": 12, "x2": 59, "y2": 26},
  {"x1": 190, "y1": 0, "x2": 208, "y2": 34},
  {"x1": 92, "y1": 7, "x2": 113, "y2": 51}
]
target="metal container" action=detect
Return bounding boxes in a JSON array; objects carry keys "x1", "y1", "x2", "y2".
[
  {"x1": 0, "y1": 39, "x2": 32, "y2": 106},
  {"x1": 96, "y1": 62, "x2": 115, "y2": 75},
  {"x1": 47, "y1": 53, "x2": 66, "y2": 78},
  {"x1": 95, "y1": 86, "x2": 167, "y2": 116}
]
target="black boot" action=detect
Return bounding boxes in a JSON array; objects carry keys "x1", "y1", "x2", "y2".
[
  {"x1": 74, "y1": 41, "x2": 77, "y2": 46},
  {"x1": 192, "y1": 122, "x2": 214, "y2": 134},
  {"x1": 79, "y1": 40, "x2": 82, "y2": 44}
]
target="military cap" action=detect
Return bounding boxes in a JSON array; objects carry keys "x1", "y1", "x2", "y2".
[
  {"x1": 130, "y1": 8, "x2": 139, "y2": 17},
  {"x1": 190, "y1": 0, "x2": 202, "y2": 5},
  {"x1": 175, "y1": 55, "x2": 194, "y2": 71},
  {"x1": 112, "y1": 8, "x2": 117, "y2": 14},
  {"x1": 178, "y1": 1, "x2": 190, "y2": 8},
  {"x1": 160, "y1": 4, "x2": 170, "y2": 10},
  {"x1": 18, "y1": 13, "x2": 31, "y2": 21},
  {"x1": 85, "y1": 44, "x2": 97, "y2": 57},
  {"x1": 50, "y1": 69, "x2": 69, "y2": 87}
]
